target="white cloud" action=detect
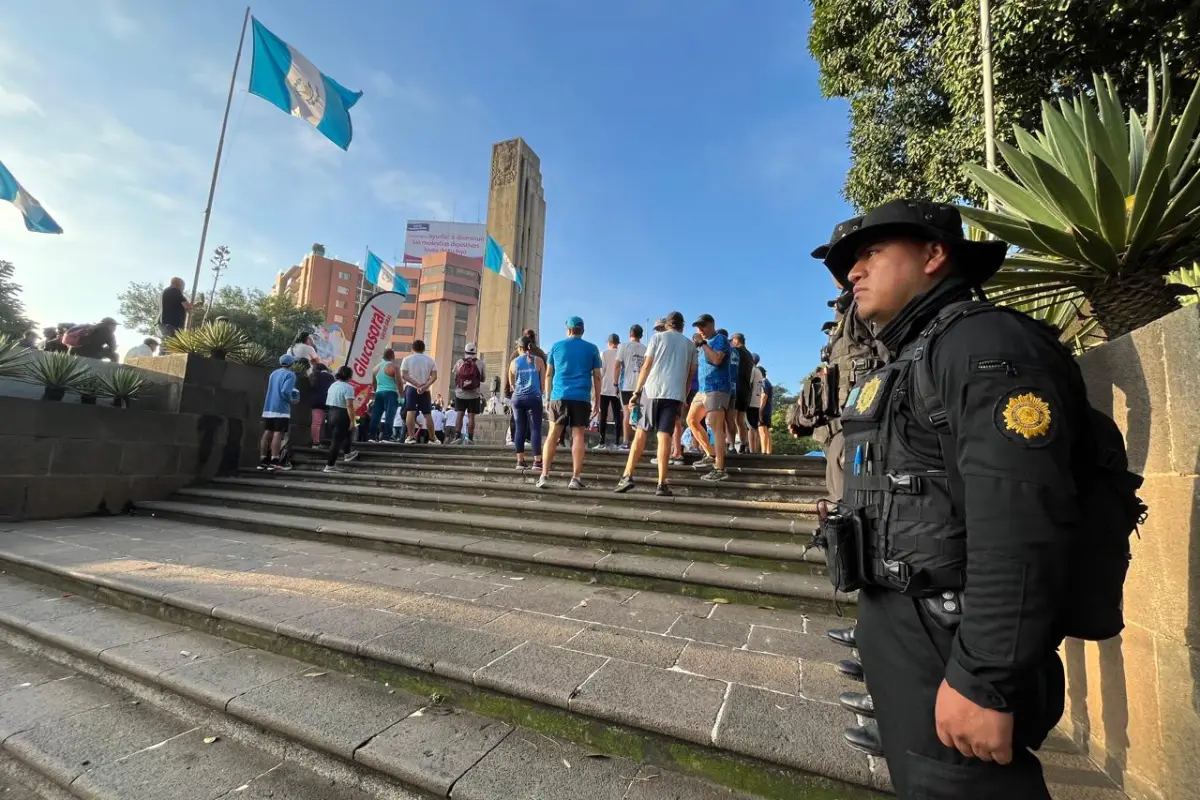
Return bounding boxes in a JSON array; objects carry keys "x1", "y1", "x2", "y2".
[
  {"x1": 97, "y1": 0, "x2": 139, "y2": 41},
  {"x1": 370, "y1": 170, "x2": 455, "y2": 219},
  {"x1": 0, "y1": 85, "x2": 41, "y2": 116}
]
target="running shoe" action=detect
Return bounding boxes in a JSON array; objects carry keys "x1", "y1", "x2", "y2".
[
  {"x1": 669, "y1": 457, "x2": 685, "y2": 466},
  {"x1": 368, "y1": 439, "x2": 380, "y2": 444},
  {"x1": 592, "y1": 443, "x2": 607, "y2": 451},
  {"x1": 323, "y1": 465, "x2": 344, "y2": 474},
  {"x1": 342, "y1": 451, "x2": 360, "y2": 463},
  {"x1": 692, "y1": 455, "x2": 715, "y2": 470},
  {"x1": 536, "y1": 474, "x2": 550, "y2": 489},
  {"x1": 256, "y1": 461, "x2": 270, "y2": 471},
  {"x1": 618, "y1": 444, "x2": 630, "y2": 452},
  {"x1": 650, "y1": 457, "x2": 659, "y2": 465},
  {"x1": 614, "y1": 475, "x2": 635, "y2": 493},
  {"x1": 276, "y1": 462, "x2": 293, "y2": 471},
  {"x1": 404, "y1": 437, "x2": 418, "y2": 445},
  {"x1": 700, "y1": 469, "x2": 729, "y2": 482},
  {"x1": 655, "y1": 484, "x2": 673, "y2": 497},
  {"x1": 515, "y1": 461, "x2": 527, "y2": 471},
  {"x1": 568, "y1": 477, "x2": 586, "y2": 490},
  {"x1": 533, "y1": 459, "x2": 543, "y2": 472}
]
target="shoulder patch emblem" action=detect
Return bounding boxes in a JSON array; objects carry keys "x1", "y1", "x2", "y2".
[
  {"x1": 1001, "y1": 391, "x2": 1052, "y2": 440},
  {"x1": 855, "y1": 375, "x2": 883, "y2": 414}
]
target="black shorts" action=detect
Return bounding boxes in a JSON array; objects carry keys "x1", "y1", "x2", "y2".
[
  {"x1": 454, "y1": 396, "x2": 483, "y2": 414},
  {"x1": 404, "y1": 387, "x2": 432, "y2": 414},
  {"x1": 734, "y1": 391, "x2": 750, "y2": 413},
  {"x1": 760, "y1": 407, "x2": 773, "y2": 428},
  {"x1": 640, "y1": 399, "x2": 681, "y2": 435},
  {"x1": 621, "y1": 391, "x2": 634, "y2": 406},
  {"x1": 746, "y1": 407, "x2": 760, "y2": 428},
  {"x1": 549, "y1": 399, "x2": 591, "y2": 427},
  {"x1": 261, "y1": 417, "x2": 289, "y2": 433}
]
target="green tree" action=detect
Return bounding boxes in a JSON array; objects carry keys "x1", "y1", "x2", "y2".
[
  {"x1": 808, "y1": 0, "x2": 1200, "y2": 210},
  {"x1": 115, "y1": 282, "x2": 324, "y2": 354},
  {"x1": 0, "y1": 260, "x2": 34, "y2": 340}
]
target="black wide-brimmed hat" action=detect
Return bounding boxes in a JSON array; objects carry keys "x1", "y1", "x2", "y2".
[{"x1": 811, "y1": 199, "x2": 1007, "y2": 286}]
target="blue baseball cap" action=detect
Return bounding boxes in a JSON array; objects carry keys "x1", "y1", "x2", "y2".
[
  {"x1": 565, "y1": 316, "x2": 584, "y2": 330},
  {"x1": 279, "y1": 353, "x2": 296, "y2": 366}
]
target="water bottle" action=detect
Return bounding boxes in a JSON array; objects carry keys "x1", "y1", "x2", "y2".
[{"x1": 630, "y1": 397, "x2": 642, "y2": 426}]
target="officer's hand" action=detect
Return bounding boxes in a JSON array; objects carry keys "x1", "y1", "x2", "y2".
[{"x1": 934, "y1": 680, "x2": 1014, "y2": 764}]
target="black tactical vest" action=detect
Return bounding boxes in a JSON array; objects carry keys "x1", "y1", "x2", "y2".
[{"x1": 837, "y1": 324, "x2": 967, "y2": 597}]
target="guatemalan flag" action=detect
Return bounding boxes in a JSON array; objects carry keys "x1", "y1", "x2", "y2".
[
  {"x1": 484, "y1": 235, "x2": 523, "y2": 293},
  {"x1": 0, "y1": 160, "x2": 62, "y2": 234},
  {"x1": 248, "y1": 18, "x2": 362, "y2": 151},
  {"x1": 365, "y1": 249, "x2": 407, "y2": 297}
]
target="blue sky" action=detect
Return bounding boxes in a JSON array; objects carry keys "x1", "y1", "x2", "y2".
[{"x1": 0, "y1": 0, "x2": 853, "y2": 390}]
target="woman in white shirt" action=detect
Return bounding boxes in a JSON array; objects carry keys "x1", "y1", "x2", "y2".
[{"x1": 288, "y1": 332, "x2": 322, "y2": 369}]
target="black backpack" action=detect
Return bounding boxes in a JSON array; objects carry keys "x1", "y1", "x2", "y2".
[{"x1": 913, "y1": 303, "x2": 1146, "y2": 642}]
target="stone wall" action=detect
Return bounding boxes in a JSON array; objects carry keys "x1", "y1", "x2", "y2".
[
  {"x1": 0, "y1": 395, "x2": 231, "y2": 521},
  {"x1": 0, "y1": 350, "x2": 181, "y2": 411},
  {"x1": 1063, "y1": 304, "x2": 1200, "y2": 800}
]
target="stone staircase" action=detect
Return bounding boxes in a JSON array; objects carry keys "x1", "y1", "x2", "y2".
[{"x1": 0, "y1": 443, "x2": 1127, "y2": 799}]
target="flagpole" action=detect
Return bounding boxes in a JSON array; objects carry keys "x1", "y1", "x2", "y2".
[{"x1": 188, "y1": 6, "x2": 251, "y2": 317}]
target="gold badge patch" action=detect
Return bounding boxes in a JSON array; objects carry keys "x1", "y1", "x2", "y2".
[
  {"x1": 1002, "y1": 392, "x2": 1052, "y2": 440},
  {"x1": 855, "y1": 375, "x2": 883, "y2": 414}
]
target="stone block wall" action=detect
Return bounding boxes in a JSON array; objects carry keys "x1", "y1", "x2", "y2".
[
  {"x1": 0, "y1": 396, "x2": 231, "y2": 521},
  {"x1": 1064, "y1": 304, "x2": 1200, "y2": 800}
]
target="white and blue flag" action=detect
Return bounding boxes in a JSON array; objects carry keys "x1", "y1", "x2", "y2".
[
  {"x1": 365, "y1": 249, "x2": 406, "y2": 297},
  {"x1": 248, "y1": 18, "x2": 362, "y2": 151},
  {"x1": 484, "y1": 235, "x2": 523, "y2": 293},
  {"x1": 0, "y1": 160, "x2": 62, "y2": 234}
]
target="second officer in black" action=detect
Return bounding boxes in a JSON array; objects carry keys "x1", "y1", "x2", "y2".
[{"x1": 813, "y1": 200, "x2": 1079, "y2": 799}]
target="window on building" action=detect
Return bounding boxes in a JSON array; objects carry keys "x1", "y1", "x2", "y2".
[
  {"x1": 393, "y1": 326, "x2": 415, "y2": 337},
  {"x1": 334, "y1": 314, "x2": 344, "y2": 323},
  {"x1": 394, "y1": 342, "x2": 412, "y2": 352},
  {"x1": 335, "y1": 300, "x2": 347, "y2": 309},
  {"x1": 422, "y1": 265, "x2": 479, "y2": 282},
  {"x1": 396, "y1": 309, "x2": 415, "y2": 320},
  {"x1": 338, "y1": 270, "x2": 351, "y2": 280},
  {"x1": 336, "y1": 285, "x2": 349, "y2": 295},
  {"x1": 423, "y1": 303, "x2": 436, "y2": 341},
  {"x1": 420, "y1": 281, "x2": 479, "y2": 299}
]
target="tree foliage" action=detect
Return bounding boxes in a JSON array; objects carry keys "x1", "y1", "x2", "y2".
[
  {"x1": 809, "y1": 0, "x2": 1200, "y2": 211},
  {"x1": 0, "y1": 260, "x2": 34, "y2": 340},
  {"x1": 116, "y1": 282, "x2": 324, "y2": 355}
]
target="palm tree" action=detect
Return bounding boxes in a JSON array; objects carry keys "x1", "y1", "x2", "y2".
[{"x1": 961, "y1": 58, "x2": 1200, "y2": 339}]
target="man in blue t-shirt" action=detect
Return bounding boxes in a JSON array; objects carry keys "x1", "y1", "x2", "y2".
[
  {"x1": 538, "y1": 316, "x2": 603, "y2": 490},
  {"x1": 685, "y1": 313, "x2": 731, "y2": 481}
]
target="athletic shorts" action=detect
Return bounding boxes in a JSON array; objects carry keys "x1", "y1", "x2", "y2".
[
  {"x1": 640, "y1": 399, "x2": 681, "y2": 435},
  {"x1": 685, "y1": 389, "x2": 697, "y2": 407},
  {"x1": 261, "y1": 417, "x2": 289, "y2": 433},
  {"x1": 692, "y1": 391, "x2": 730, "y2": 412},
  {"x1": 734, "y1": 392, "x2": 750, "y2": 413},
  {"x1": 760, "y1": 406, "x2": 773, "y2": 428},
  {"x1": 404, "y1": 386, "x2": 432, "y2": 414},
  {"x1": 453, "y1": 396, "x2": 483, "y2": 414},
  {"x1": 621, "y1": 390, "x2": 634, "y2": 406},
  {"x1": 549, "y1": 399, "x2": 591, "y2": 428},
  {"x1": 746, "y1": 407, "x2": 760, "y2": 428}
]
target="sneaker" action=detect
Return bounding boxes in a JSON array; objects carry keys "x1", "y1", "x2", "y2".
[
  {"x1": 536, "y1": 474, "x2": 550, "y2": 489},
  {"x1": 614, "y1": 475, "x2": 635, "y2": 493},
  {"x1": 276, "y1": 462, "x2": 293, "y2": 471},
  {"x1": 618, "y1": 444, "x2": 630, "y2": 452},
  {"x1": 463, "y1": 437, "x2": 473, "y2": 445},
  {"x1": 701, "y1": 469, "x2": 730, "y2": 482},
  {"x1": 669, "y1": 457, "x2": 685, "y2": 466},
  {"x1": 693, "y1": 455, "x2": 715, "y2": 470},
  {"x1": 267, "y1": 462, "x2": 282, "y2": 472},
  {"x1": 592, "y1": 443, "x2": 607, "y2": 452},
  {"x1": 342, "y1": 451, "x2": 360, "y2": 463},
  {"x1": 368, "y1": 439, "x2": 380, "y2": 444},
  {"x1": 404, "y1": 437, "x2": 418, "y2": 445},
  {"x1": 533, "y1": 459, "x2": 543, "y2": 472},
  {"x1": 650, "y1": 457, "x2": 659, "y2": 465},
  {"x1": 515, "y1": 461, "x2": 527, "y2": 471},
  {"x1": 568, "y1": 477, "x2": 586, "y2": 491},
  {"x1": 383, "y1": 439, "x2": 400, "y2": 445},
  {"x1": 655, "y1": 484, "x2": 673, "y2": 497},
  {"x1": 256, "y1": 461, "x2": 270, "y2": 471},
  {"x1": 323, "y1": 465, "x2": 344, "y2": 474}
]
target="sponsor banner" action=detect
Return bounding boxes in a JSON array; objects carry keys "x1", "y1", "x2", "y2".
[
  {"x1": 310, "y1": 322, "x2": 350, "y2": 372},
  {"x1": 402, "y1": 220, "x2": 486, "y2": 265},
  {"x1": 345, "y1": 291, "x2": 405, "y2": 411}
]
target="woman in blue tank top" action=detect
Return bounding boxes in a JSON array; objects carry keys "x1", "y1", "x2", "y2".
[{"x1": 508, "y1": 336, "x2": 546, "y2": 469}]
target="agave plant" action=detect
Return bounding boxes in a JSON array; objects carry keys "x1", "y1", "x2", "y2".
[
  {"x1": 24, "y1": 352, "x2": 93, "y2": 401},
  {"x1": 161, "y1": 327, "x2": 205, "y2": 355},
  {"x1": 230, "y1": 342, "x2": 276, "y2": 368},
  {"x1": 193, "y1": 320, "x2": 249, "y2": 360},
  {"x1": 0, "y1": 337, "x2": 33, "y2": 379},
  {"x1": 93, "y1": 367, "x2": 149, "y2": 407},
  {"x1": 1168, "y1": 263, "x2": 1200, "y2": 306},
  {"x1": 961, "y1": 57, "x2": 1200, "y2": 339}
]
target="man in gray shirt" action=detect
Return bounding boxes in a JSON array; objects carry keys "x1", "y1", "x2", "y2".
[{"x1": 614, "y1": 311, "x2": 696, "y2": 496}]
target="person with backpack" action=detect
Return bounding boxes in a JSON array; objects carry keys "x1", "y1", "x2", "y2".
[
  {"x1": 64, "y1": 318, "x2": 119, "y2": 362},
  {"x1": 810, "y1": 199, "x2": 1142, "y2": 800},
  {"x1": 449, "y1": 343, "x2": 486, "y2": 444}
]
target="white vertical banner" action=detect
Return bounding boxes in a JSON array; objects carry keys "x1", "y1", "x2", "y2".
[{"x1": 346, "y1": 291, "x2": 405, "y2": 412}]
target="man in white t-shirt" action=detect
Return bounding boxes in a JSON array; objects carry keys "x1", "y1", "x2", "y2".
[
  {"x1": 444, "y1": 406, "x2": 459, "y2": 443},
  {"x1": 431, "y1": 406, "x2": 446, "y2": 443},
  {"x1": 399, "y1": 339, "x2": 437, "y2": 444},
  {"x1": 615, "y1": 324, "x2": 647, "y2": 448}
]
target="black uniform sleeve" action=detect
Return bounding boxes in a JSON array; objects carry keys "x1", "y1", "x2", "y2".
[{"x1": 929, "y1": 311, "x2": 1078, "y2": 710}]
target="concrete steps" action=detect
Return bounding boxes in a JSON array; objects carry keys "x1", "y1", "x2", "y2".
[
  {"x1": 0, "y1": 572, "x2": 758, "y2": 800},
  {"x1": 0, "y1": 520, "x2": 889, "y2": 799},
  {"x1": 140, "y1": 496, "x2": 843, "y2": 611}
]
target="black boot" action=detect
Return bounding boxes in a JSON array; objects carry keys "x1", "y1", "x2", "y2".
[
  {"x1": 839, "y1": 691, "x2": 875, "y2": 718},
  {"x1": 826, "y1": 626, "x2": 856, "y2": 648},
  {"x1": 843, "y1": 723, "x2": 883, "y2": 757},
  {"x1": 836, "y1": 658, "x2": 865, "y2": 681}
]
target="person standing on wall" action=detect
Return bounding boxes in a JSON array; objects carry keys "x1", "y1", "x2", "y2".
[
  {"x1": 686, "y1": 314, "x2": 731, "y2": 482},
  {"x1": 538, "y1": 316, "x2": 602, "y2": 490},
  {"x1": 367, "y1": 348, "x2": 401, "y2": 443},
  {"x1": 400, "y1": 339, "x2": 437, "y2": 445},
  {"x1": 450, "y1": 344, "x2": 485, "y2": 444},
  {"x1": 323, "y1": 366, "x2": 360, "y2": 472},
  {"x1": 597, "y1": 333, "x2": 622, "y2": 451},
  {"x1": 509, "y1": 335, "x2": 546, "y2": 471},
  {"x1": 159, "y1": 277, "x2": 191, "y2": 349}
]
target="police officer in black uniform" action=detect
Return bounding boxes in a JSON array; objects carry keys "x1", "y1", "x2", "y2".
[{"x1": 812, "y1": 199, "x2": 1078, "y2": 799}]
